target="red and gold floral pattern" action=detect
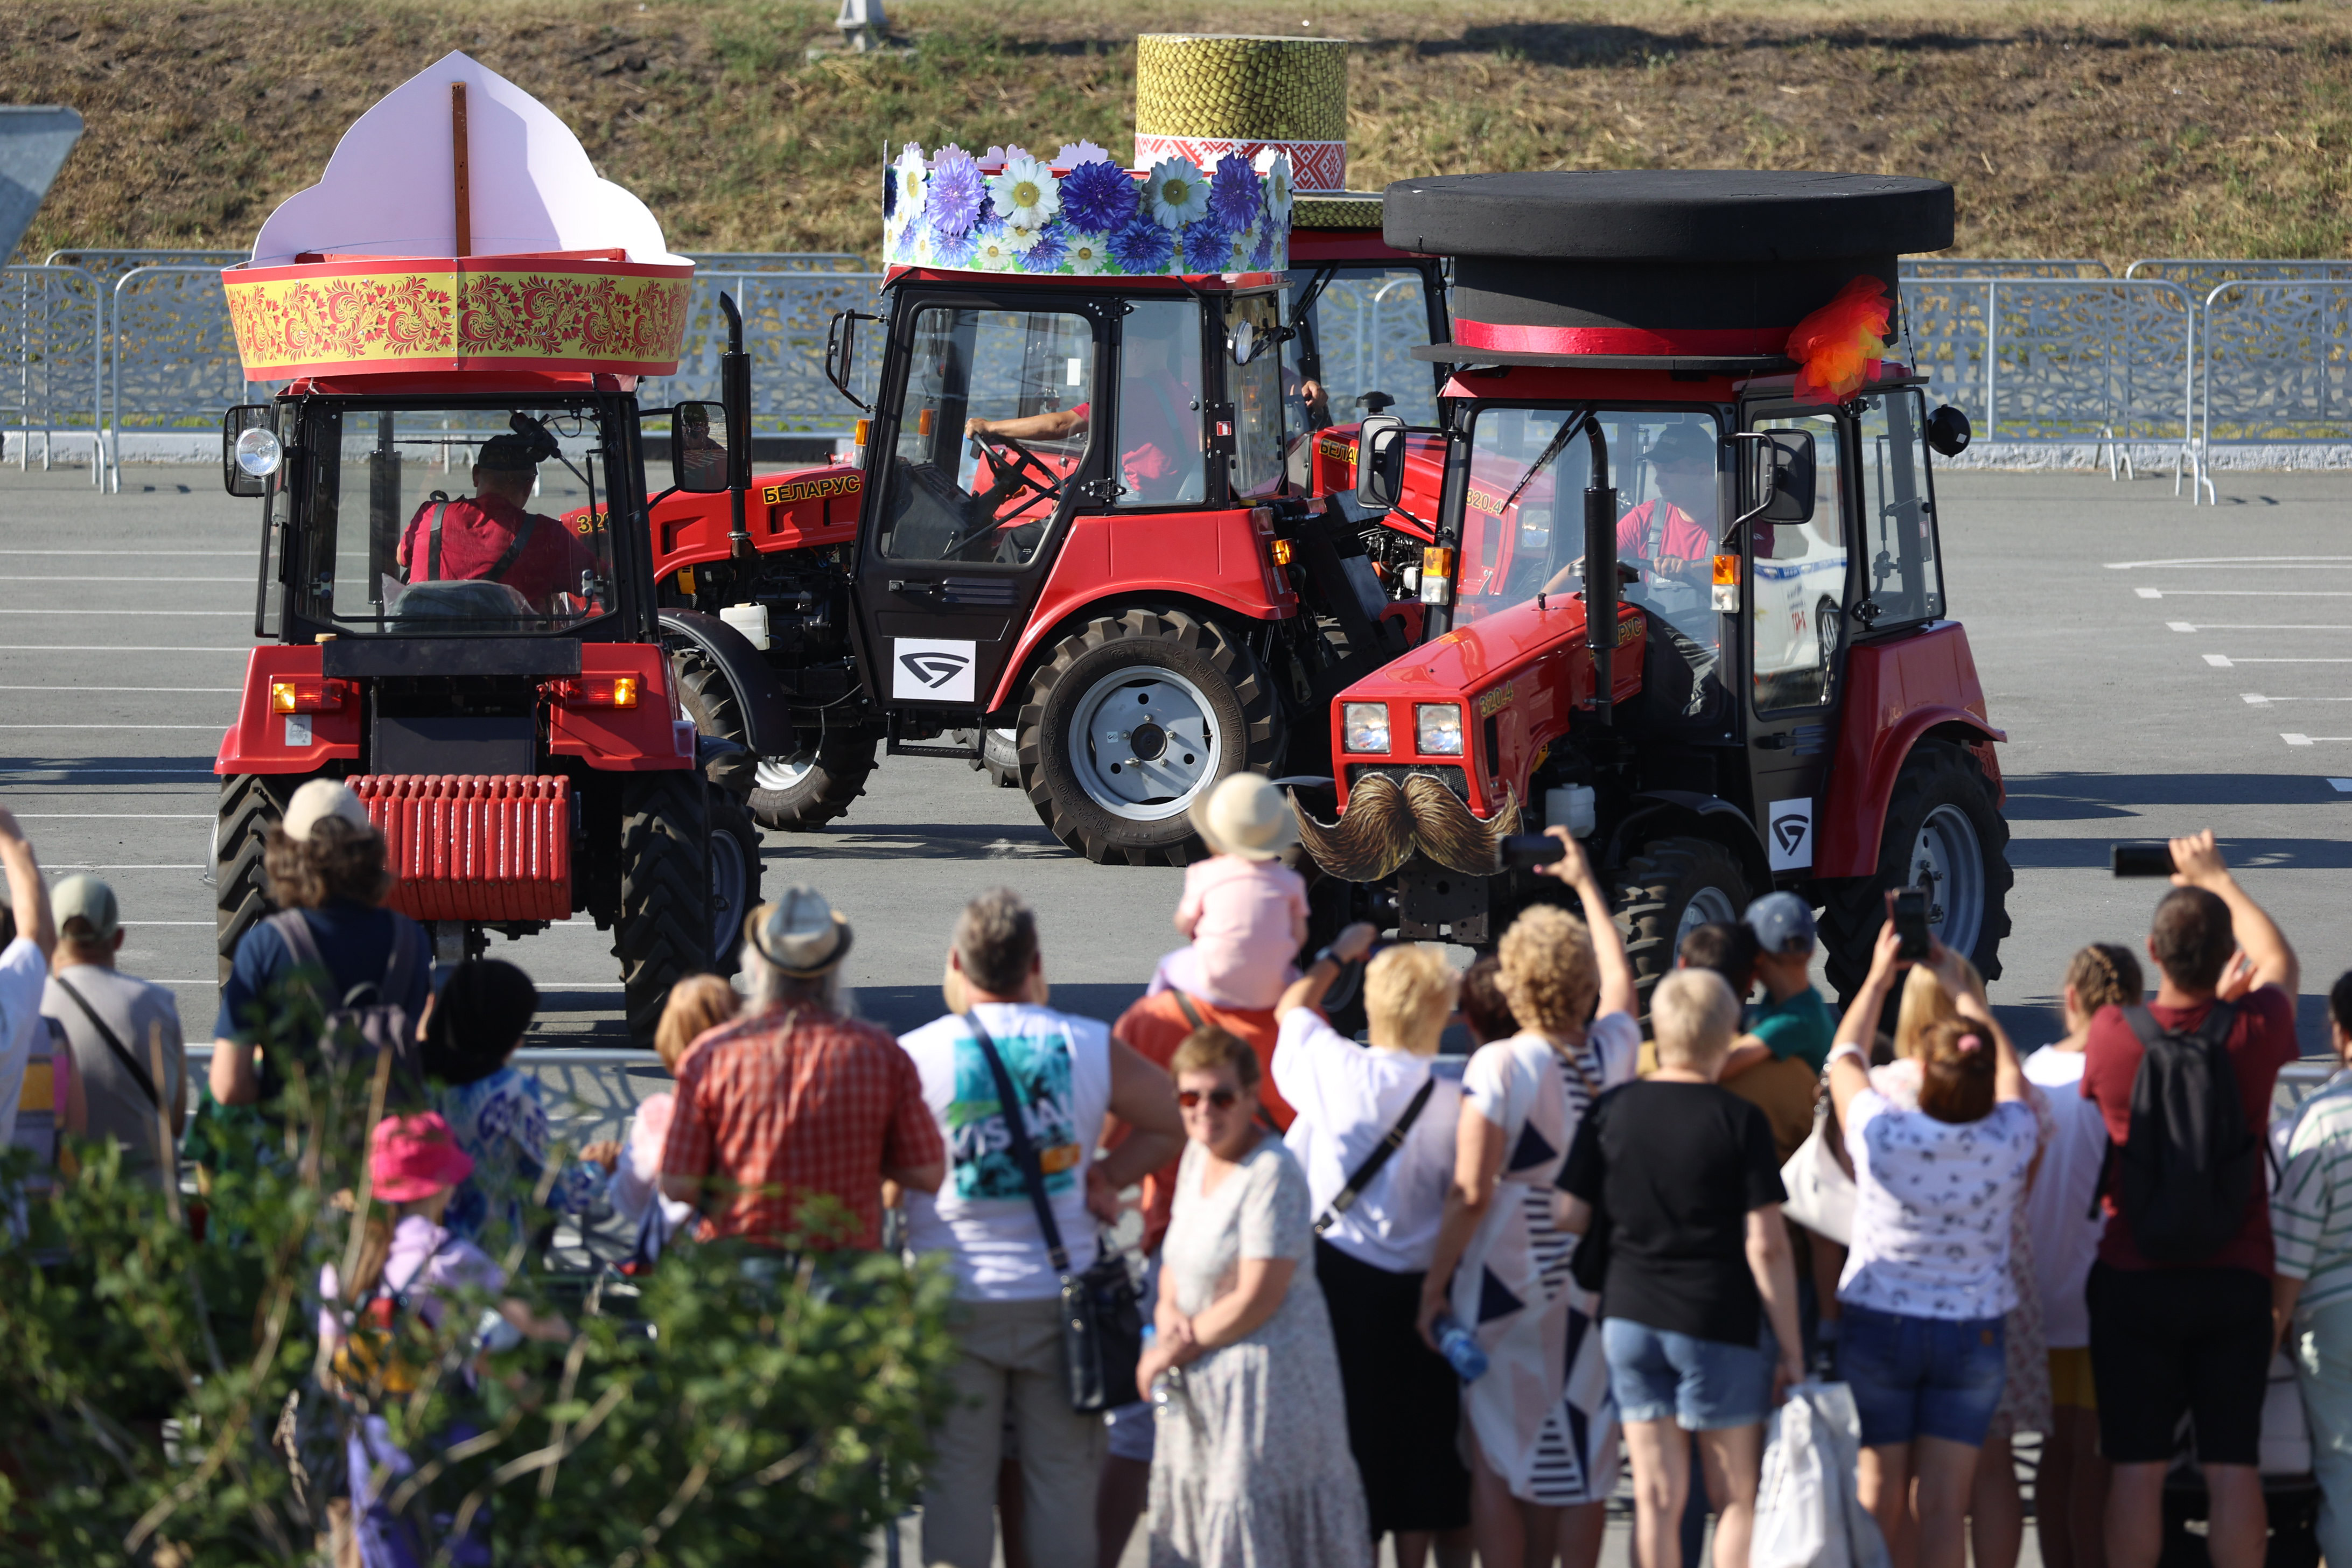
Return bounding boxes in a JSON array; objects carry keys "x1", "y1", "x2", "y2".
[{"x1": 222, "y1": 256, "x2": 691, "y2": 380}]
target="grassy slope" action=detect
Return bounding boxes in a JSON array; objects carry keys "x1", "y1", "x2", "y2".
[{"x1": 6, "y1": 0, "x2": 2351, "y2": 266}]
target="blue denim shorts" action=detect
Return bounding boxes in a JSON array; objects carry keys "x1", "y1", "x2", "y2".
[
  {"x1": 1602, "y1": 1318, "x2": 1775, "y2": 1431},
  {"x1": 1837, "y1": 1302, "x2": 2006, "y2": 1448}
]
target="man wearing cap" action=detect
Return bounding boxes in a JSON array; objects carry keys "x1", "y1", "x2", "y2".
[
  {"x1": 660, "y1": 885, "x2": 945, "y2": 1252},
  {"x1": 0, "y1": 804, "x2": 58, "y2": 1150},
  {"x1": 1720, "y1": 891, "x2": 1837, "y2": 1087},
  {"x1": 211, "y1": 779, "x2": 432, "y2": 1112},
  {"x1": 393, "y1": 432, "x2": 601, "y2": 613},
  {"x1": 43, "y1": 874, "x2": 186, "y2": 1189}
]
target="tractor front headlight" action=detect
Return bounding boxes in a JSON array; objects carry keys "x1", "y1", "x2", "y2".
[
  {"x1": 1341, "y1": 702, "x2": 1391, "y2": 755},
  {"x1": 1415, "y1": 703, "x2": 1464, "y2": 755}
]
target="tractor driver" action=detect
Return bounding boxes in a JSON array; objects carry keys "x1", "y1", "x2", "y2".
[
  {"x1": 395, "y1": 432, "x2": 601, "y2": 614},
  {"x1": 1541, "y1": 421, "x2": 1731, "y2": 598},
  {"x1": 963, "y1": 310, "x2": 1205, "y2": 505}
]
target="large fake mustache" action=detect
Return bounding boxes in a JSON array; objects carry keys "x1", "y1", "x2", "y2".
[{"x1": 1293, "y1": 772, "x2": 1521, "y2": 883}]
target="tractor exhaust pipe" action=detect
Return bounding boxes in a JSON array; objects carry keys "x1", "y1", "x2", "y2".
[
  {"x1": 1582, "y1": 419, "x2": 1616, "y2": 725},
  {"x1": 720, "y1": 291, "x2": 753, "y2": 561}
]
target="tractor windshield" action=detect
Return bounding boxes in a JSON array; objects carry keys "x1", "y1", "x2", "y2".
[
  {"x1": 1457, "y1": 405, "x2": 1729, "y2": 714},
  {"x1": 293, "y1": 401, "x2": 617, "y2": 635}
]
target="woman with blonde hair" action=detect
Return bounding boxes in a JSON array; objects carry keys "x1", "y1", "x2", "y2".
[
  {"x1": 586, "y1": 973, "x2": 741, "y2": 1261},
  {"x1": 1418, "y1": 829, "x2": 1640, "y2": 1568}
]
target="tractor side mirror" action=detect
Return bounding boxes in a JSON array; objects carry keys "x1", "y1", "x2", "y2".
[
  {"x1": 1926, "y1": 404, "x2": 1972, "y2": 457},
  {"x1": 222, "y1": 404, "x2": 278, "y2": 498},
  {"x1": 825, "y1": 309, "x2": 878, "y2": 413},
  {"x1": 1355, "y1": 415, "x2": 1408, "y2": 513},
  {"x1": 1743, "y1": 429, "x2": 1815, "y2": 526},
  {"x1": 669, "y1": 402, "x2": 730, "y2": 494},
  {"x1": 1228, "y1": 316, "x2": 1275, "y2": 366}
]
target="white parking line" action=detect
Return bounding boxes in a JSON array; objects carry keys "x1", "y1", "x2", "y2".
[
  {"x1": 0, "y1": 577, "x2": 251, "y2": 583},
  {"x1": 2333, "y1": 780, "x2": 2352, "y2": 792},
  {"x1": 0, "y1": 724, "x2": 223, "y2": 730},
  {"x1": 0, "y1": 768, "x2": 215, "y2": 775},
  {"x1": 2108, "y1": 556, "x2": 2352, "y2": 569},
  {"x1": 0, "y1": 549, "x2": 252, "y2": 556},
  {"x1": 0, "y1": 611, "x2": 251, "y2": 617},
  {"x1": 2169, "y1": 624, "x2": 2352, "y2": 633},
  {"x1": 2134, "y1": 589, "x2": 2352, "y2": 599},
  {"x1": 0, "y1": 686, "x2": 240, "y2": 692},
  {"x1": 47, "y1": 863, "x2": 206, "y2": 870},
  {"x1": 0, "y1": 647, "x2": 249, "y2": 653},
  {"x1": 2200, "y1": 655, "x2": 2352, "y2": 667},
  {"x1": 15, "y1": 813, "x2": 213, "y2": 818},
  {"x1": 2241, "y1": 695, "x2": 2352, "y2": 705}
]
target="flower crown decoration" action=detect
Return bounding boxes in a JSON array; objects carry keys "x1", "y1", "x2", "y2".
[{"x1": 883, "y1": 139, "x2": 1293, "y2": 278}]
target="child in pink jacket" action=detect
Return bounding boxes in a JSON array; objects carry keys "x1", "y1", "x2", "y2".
[{"x1": 1149, "y1": 774, "x2": 1310, "y2": 1010}]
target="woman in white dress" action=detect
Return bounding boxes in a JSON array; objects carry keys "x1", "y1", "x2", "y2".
[{"x1": 1419, "y1": 829, "x2": 1641, "y2": 1568}]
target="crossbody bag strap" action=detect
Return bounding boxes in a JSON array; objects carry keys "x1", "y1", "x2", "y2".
[
  {"x1": 1314, "y1": 1074, "x2": 1436, "y2": 1236},
  {"x1": 426, "y1": 501, "x2": 450, "y2": 582},
  {"x1": 1172, "y1": 991, "x2": 1206, "y2": 1031},
  {"x1": 965, "y1": 1010, "x2": 1072, "y2": 1276},
  {"x1": 51, "y1": 974, "x2": 160, "y2": 1112},
  {"x1": 485, "y1": 511, "x2": 541, "y2": 585}
]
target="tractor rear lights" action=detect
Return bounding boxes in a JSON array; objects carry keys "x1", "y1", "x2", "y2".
[
  {"x1": 268, "y1": 678, "x2": 349, "y2": 714},
  {"x1": 545, "y1": 675, "x2": 641, "y2": 709},
  {"x1": 1415, "y1": 703, "x2": 1465, "y2": 756},
  {"x1": 1712, "y1": 552, "x2": 1741, "y2": 612},
  {"x1": 1341, "y1": 702, "x2": 1392, "y2": 755},
  {"x1": 1420, "y1": 547, "x2": 1454, "y2": 606},
  {"x1": 1270, "y1": 538, "x2": 1297, "y2": 566}
]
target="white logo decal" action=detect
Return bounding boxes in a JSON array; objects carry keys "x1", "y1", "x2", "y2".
[
  {"x1": 284, "y1": 714, "x2": 313, "y2": 747},
  {"x1": 1767, "y1": 796, "x2": 1815, "y2": 872},
  {"x1": 892, "y1": 638, "x2": 977, "y2": 702}
]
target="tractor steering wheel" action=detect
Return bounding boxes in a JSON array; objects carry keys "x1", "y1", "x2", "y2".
[{"x1": 970, "y1": 428, "x2": 1067, "y2": 503}]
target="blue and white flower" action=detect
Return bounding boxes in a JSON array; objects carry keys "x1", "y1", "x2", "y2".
[
  {"x1": 1143, "y1": 157, "x2": 1211, "y2": 230},
  {"x1": 989, "y1": 152, "x2": 1061, "y2": 232},
  {"x1": 1253, "y1": 148, "x2": 1294, "y2": 226},
  {"x1": 1207, "y1": 154, "x2": 1262, "y2": 234},
  {"x1": 889, "y1": 143, "x2": 928, "y2": 241},
  {"x1": 1109, "y1": 217, "x2": 1177, "y2": 274},
  {"x1": 970, "y1": 221, "x2": 1018, "y2": 270},
  {"x1": 1226, "y1": 224, "x2": 1262, "y2": 271},
  {"x1": 1063, "y1": 230, "x2": 1110, "y2": 275},
  {"x1": 1060, "y1": 158, "x2": 1138, "y2": 235}
]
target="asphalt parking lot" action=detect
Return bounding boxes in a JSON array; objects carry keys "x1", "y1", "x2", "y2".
[{"x1": 2, "y1": 459, "x2": 2347, "y2": 1055}]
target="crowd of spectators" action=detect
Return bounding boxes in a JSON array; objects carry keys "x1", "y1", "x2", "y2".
[{"x1": 11, "y1": 771, "x2": 2352, "y2": 1568}]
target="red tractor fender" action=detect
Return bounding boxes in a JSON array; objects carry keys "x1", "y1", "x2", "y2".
[
  {"x1": 982, "y1": 506, "x2": 1299, "y2": 712},
  {"x1": 215, "y1": 645, "x2": 362, "y2": 774},
  {"x1": 1814, "y1": 622, "x2": 2007, "y2": 880},
  {"x1": 639, "y1": 465, "x2": 864, "y2": 579}
]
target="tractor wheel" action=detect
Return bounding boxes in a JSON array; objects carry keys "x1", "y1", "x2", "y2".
[
  {"x1": 982, "y1": 727, "x2": 1020, "y2": 788},
  {"x1": 750, "y1": 733, "x2": 879, "y2": 832},
  {"x1": 613, "y1": 770, "x2": 716, "y2": 1045},
  {"x1": 1818, "y1": 738, "x2": 2014, "y2": 1003},
  {"x1": 214, "y1": 773, "x2": 307, "y2": 985},
  {"x1": 706, "y1": 794, "x2": 764, "y2": 977},
  {"x1": 671, "y1": 646, "x2": 757, "y2": 799},
  {"x1": 1611, "y1": 836, "x2": 1752, "y2": 1017},
  {"x1": 1017, "y1": 608, "x2": 1283, "y2": 866}
]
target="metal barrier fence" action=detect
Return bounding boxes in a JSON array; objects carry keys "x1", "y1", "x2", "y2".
[
  {"x1": 1897, "y1": 274, "x2": 2199, "y2": 485},
  {"x1": 1904, "y1": 258, "x2": 2113, "y2": 279},
  {"x1": 643, "y1": 270, "x2": 885, "y2": 443},
  {"x1": 2194, "y1": 280, "x2": 2352, "y2": 503},
  {"x1": 2, "y1": 263, "x2": 104, "y2": 482}
]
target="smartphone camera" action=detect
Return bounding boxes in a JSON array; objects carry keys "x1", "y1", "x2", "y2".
[
  {"x1": 2111, "y1": 843, "x2": 2177, "y2": 878},
  {"x1": 1892, "y1": 887, "x2": 1930, "y2": 961},
  {"x1": 1500, "y1": 834, "x2": 1566, "y2": 871}
]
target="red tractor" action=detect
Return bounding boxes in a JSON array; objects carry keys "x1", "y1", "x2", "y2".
[
  {"x1": 645, "y1": 166, "x2": 1450, "y2": 866},
  {"x1": 1292, "y1": 171, "x2": 2008, "y2": 1003},
  {"x1": 208, "y1": 58, "x2": 759, "y2": 1042}
]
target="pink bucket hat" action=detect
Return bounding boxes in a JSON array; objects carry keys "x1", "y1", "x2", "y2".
[{"x1": 369, "y1": 1111, "x2": 473, "y2": 1203}]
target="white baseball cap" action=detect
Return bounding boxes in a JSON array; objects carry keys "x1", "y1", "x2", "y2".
[{"x1": 281, "y1": 778, "x2": 372, "y2": 843}]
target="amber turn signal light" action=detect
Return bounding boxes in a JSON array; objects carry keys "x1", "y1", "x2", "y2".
[{"x1": 269, "y1": 678, "x2": 349, "y2": 714}]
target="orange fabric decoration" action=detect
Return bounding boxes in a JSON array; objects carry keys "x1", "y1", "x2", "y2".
[{"x1": 1788, "y1": 275, "x2": 1893, "y2": 404}]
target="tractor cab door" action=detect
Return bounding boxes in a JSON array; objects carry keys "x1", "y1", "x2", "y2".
[
  {"x1": 1737, "y1": 402, "x2": 1856, "y2": 885},
  {"x1": 853, "y1": 295, "x2": 1119, "y2": 718}
]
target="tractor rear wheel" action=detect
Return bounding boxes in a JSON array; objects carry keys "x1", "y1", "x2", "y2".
[
  {"x1": 706, "y1": 794, "x2": 764, "y2": 976},
  {"x1": 215, "y1": 773, "x2": 307, "y2": 985},
  {"x1": 1611, "y1": 835, "x2": 1751, "y2": 1017},
  {"x1": 1818, "y1": 739, "x2": 2014, "y2": 1003},
  {"x1": 1017, "y1": 608, "x2": 1283, "y2": 866},
  {"x1": 614, "y1": 770, "x2": 717, "y2": 1044}
]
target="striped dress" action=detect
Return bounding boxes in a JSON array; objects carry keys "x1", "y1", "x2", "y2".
[{"x1": 1451, "y1": 1017, "x2": 1640, "y2": 1506}]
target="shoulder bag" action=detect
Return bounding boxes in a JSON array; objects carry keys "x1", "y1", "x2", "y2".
[
  {"x1": 966, "y1": 1010, "x2": 1143, "y2": 1413},
  {"x1": 51, "y1": 973, "x2": 162, "y2": 1113},
  {"x1": 1313, "y1": 1076, "x2": 1436, "y2": 1236}
]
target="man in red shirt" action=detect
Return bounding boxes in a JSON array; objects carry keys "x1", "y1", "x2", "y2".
[
  {"x1": 965, "y1": 313, "x2": 1204, "y2": 507},
  {"x1": 394, "y1": 432, "x2": 601, "y2": 613},
  {"x1": 1614, "y1": 422, "x2": 1721, "y2": 587},
  {"x1": 2081, "y1": 829, "x2": 2301, "y2": 1568},
  {"x1": 661, "y1": 887, "x2": 945, "y2": 1250}
]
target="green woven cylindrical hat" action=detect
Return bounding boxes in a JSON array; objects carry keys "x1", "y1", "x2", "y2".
[{"x1": 1133, "y1": 33, "x2": 1349, "y2": 193}]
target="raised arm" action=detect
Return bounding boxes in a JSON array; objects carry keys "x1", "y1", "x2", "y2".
[
  {"x1": 2172, "y1": 830, "x2": 2300, "y2": 999},
  {"x1": 968, "y1": 409, "x2": 1087, "y2": 443},
  {"x1": 1539, "y1": 827, "x2": 1635, "y2": 1020},
  {"x1": 0, "y1": 807, "x2": 54, "y2": 962},
  {"x1": 1274, "y1": 921, "x2": 1376, "y2": 1023},
  {"x1": 1829, "y1": 913, "x2": 1907, "y2": 1126}
]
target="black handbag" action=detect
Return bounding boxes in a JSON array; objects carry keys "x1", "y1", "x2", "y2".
[{"x1": 965, "y1": 1012, "x2": 1144, "y2": 1414}]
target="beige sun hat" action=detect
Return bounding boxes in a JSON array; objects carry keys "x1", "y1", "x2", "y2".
[
  {"x1": 747, "y1": 884, "x2": 854, "y2": 978},
  {"x1": 281, "y1": 778, "x2": 372, "y2": 843},
  {"x1": 1189, "y1": 773, "x2": 1300, "y2": 860}
]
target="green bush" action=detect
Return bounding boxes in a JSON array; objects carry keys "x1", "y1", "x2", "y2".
[{"x1": 0, "y1": 979, "x2": 956, "y2": 1566}]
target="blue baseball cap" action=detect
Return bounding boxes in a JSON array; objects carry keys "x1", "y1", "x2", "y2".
[{"x1": 1744, "y1": 891, "x2": 1817, "y2": 955}]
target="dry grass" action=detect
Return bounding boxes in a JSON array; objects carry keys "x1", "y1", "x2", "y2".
[{"x1": 8, "y1": 0, "x2": 2352, "y2": 267}]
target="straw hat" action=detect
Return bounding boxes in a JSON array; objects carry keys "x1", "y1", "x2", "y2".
[
  {"x1": 747, "y1": 885, "x2": 854, "y2": 977},
  {"x1": 1189, "y1": 773, "x2": 1299, "y2": 860}
]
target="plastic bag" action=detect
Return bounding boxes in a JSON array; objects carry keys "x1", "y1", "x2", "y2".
[{"x1": 1754, "y1": 1383, "x2": 1890, "y2": 1568}]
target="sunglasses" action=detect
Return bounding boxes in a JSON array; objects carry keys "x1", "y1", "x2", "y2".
[{"x1": 1177, "y1": 1087, "x2": 1242, "y2": 1110}]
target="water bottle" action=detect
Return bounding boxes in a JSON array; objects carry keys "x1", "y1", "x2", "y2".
[{"x1": 1433, "y1": 1313, "x2": 1488, "y2": 1382}]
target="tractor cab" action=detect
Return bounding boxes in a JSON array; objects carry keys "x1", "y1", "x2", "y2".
[
  {"x1": 1303, "y1": 171, "x2": 2010, "y2": 1005},
  {"x1": 209, "y1": 53, "x2": 757, "y2": 1042}
]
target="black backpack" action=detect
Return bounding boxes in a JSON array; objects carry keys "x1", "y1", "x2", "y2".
[
  {"x1": 267, "y1": 910, "x2": 428, "y2": 1105},
  {"x1": 2108, "y1": 1001, "x2": 2256, "y2": 1264}
]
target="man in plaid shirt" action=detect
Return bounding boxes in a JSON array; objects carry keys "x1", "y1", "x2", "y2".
[{"x1": 661, "y1": 887, "x2": 944, "y2": 1250}]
